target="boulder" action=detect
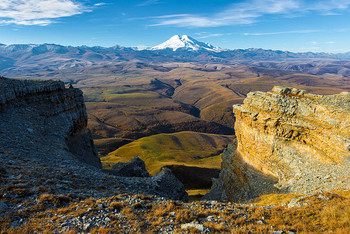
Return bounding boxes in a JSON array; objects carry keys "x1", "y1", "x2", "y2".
[
  {"x1": 152, "y1": 167, "x2": 188, "y2": 202},
  {"x1": 110, "y1": 156, "x2": 150, "y2": 177}
]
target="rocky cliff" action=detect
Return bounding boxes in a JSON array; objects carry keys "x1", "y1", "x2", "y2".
[
  {"x1": 206, "y1": 86, "x2": 350, "y2": 202},
  {"x1": 0, "y1": 77, "x2": 187, "y2": 207},
  {"x1": 0, "y1": 76, "x2": 101, "y2": 168}
]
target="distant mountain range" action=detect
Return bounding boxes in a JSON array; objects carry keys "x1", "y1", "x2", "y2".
[{"x1": 1, "y1": 35, "x2": 350, "y2": 78}]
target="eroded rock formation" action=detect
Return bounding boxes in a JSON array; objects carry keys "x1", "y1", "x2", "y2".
[
  {"x1": 0, "y1": 76, "x2": 101, "y2": 168},
  {"x1": 207, "y1": 86, "x2": 350, "y2": 202},
  {"x1": 0, "y1": 77, "x2": 188, "y2": 202}
]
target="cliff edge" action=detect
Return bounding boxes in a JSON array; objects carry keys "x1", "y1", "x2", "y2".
[
  {"x1": 0, "y1": 77, "x2": 187, "y2": 208},
  {"x1": 0, "y1": 76, "x2": 101, "y2": 168},
  {"x1": 206, "y1": 86, "x2": 350, "y2": 202}
]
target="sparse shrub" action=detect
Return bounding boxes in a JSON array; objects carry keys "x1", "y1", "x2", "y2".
[
  {"x1": 153, "y1": 201, "x2": 176, "y2": 216},
  {"x1": 11, "y1": 188, "x2": 32, "y2": 198},
  {"x1": 234, "y1": 216, "x2": 247, "y2": 226},
  {"x1": 121, "y1": 207, "x2": 136, "y2": 219},
  {"x1": 132, "y1": 202, "x2": 143, "y2": 210},
  {"x1": 175, "y1": 209, "x2": 196, "y2": 223},
  {"x1": 90, "y1": 227, "x2": 111, "y2": 234},
  {"x1": 109, "y1": 201, "x2": 124, "y2": 210},
  {"x1": 151, "y1": 217, "x2": 163, "y2": 226},
  {"x1": 203, "y1": 221, "x2": 226, "y2": 231},
  {"x1": 37, "y1": 194, "x2": 72, "y2": 207}
]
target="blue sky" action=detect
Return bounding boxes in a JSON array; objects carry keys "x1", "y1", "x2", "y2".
[{"x1": 1, "y1": 0, "x2": 350, "y2": 52}]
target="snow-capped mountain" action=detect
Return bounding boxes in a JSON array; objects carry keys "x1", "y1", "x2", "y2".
[{"x1": 150, "y1": 35, "x2": 223, "y2": 52}]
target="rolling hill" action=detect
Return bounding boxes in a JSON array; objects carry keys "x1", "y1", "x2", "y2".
[{"x1": 101, "y1": 131, "x2": 234, "y2": 175}]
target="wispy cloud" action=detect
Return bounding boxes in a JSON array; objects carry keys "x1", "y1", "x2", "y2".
[
  {"x1": 198, "y1": 34, "x2": 224, "y2": 39},
  {"x1": 306, "y1": 0, "x2": 350, "y2": 14},
  {"x1": 137, "y1": 0, "x2": 162, "y2": 7},
  {"x1": 150, "y1": 0, "x2": 350, "y2": 28},
  {"x1": 197, "y1": 33, "x2": 233, "y2": 39},
  {"x1": 299, "y1": 46, "x2": 322, "y2": 52},
  {"x1": 0, "y1": 0, "x2": 90, "y2": 26},
  {"x1": 244, "y1": 30, "x2": 319, "y2": 36},
  {"x1": 94, "y1": 3, "x2": 107, "y2": 7}
]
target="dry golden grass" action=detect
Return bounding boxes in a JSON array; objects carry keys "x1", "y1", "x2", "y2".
[
  {"x1": 37, "y1": 194, "x2": 72, "y2": 207},
  {"x1": 108, "y1": 201, "x2": 124, "y2": 210},
  {"x1": 251, "y1": 193, "x2": 304, "y2": 206},
  {"x1": 203, "y1": 221, "x2": 226, "y2": 232},
  {"x1": 2, "y1": 191, "x2": 350, "y2": 233}
]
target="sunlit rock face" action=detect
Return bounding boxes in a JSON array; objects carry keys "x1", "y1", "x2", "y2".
[
  {"x1": 234, "y1": 86, "x2": 350, "y2": 179},
  {"x1": 206, "y1": 87, "x2": 350, "y2": 202}
]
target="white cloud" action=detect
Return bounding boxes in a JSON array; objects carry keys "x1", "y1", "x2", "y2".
[
  {"x1": 94, "y1": 3, "x2": 106, "y2": 7},
  {"x1": 327, "y1": 41, "x2": 336, "y2": 44},
  {"x1": 198, "y1": 34, "x2": 224, "y2": 39},
  {"x1": 244, "y1": 30, "x2": 319, "y2": 36},
  {"x1": 197, "y1": 33, "x2": 233, "y2": 39},
  {"x1": 137, "y1": 0, "x2": 161, "y2": 7},
  {"x1": 0, "y1": 0, "x2": 89, "y2": 26},
  {"x1": 151, "y1": 0, "x2": 350, "y2": 28},
  {"x1": 306, "y1": 0, "x2": 350, "y2": 14},
  {"x1": 194, "y1": 32, "x2": 207, "y2": 35},
  {"x1": 299, "y1": 46, "x2": 322, "y2": 52}
]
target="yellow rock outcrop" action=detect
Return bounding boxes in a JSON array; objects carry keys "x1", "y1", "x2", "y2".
[
  {"x1": 234, "y1": 86, "x2": 350, "y2": 179},
  {"x1": 206, "y1": 86, "x2": 350, "y2": 202}
]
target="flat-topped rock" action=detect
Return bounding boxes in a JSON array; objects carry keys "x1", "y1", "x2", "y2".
[{"x1": 207, "y1": 86, "x2": 350, "y2": 202}]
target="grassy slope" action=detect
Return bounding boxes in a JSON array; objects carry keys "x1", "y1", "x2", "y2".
[{"x1": 101, "y1": 131, "x2": 234, "y2": 175}]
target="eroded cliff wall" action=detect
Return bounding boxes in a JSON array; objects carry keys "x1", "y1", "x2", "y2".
[
  {"x1": 0, "y1": 76, "x2": 101, "y2": 168},
  {"x1": 207, "y1": 86, "x2": 350, "y2": 202},
  {"x1": 0, "y1": 77, "x2": 188, "y2": 202}
]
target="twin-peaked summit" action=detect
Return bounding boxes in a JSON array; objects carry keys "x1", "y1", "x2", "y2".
[{"x1": 150, "y1": 35, "x2": 223, "y2": 52}]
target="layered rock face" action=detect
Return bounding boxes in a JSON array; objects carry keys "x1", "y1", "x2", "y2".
[
  {"x1": 0, "y1": 77, "x2": 187, "y2": 202},
  {"x1": 204, "y1": 142, "x2": 278, "y2": 202},
  {"x1": 0, "y1": 76, "x2": 101, "y2": 168},
  {"x1": 207, "y1": 86, "x2": 350, "y2": 202}
]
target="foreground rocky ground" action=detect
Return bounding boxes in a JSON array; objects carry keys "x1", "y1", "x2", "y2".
[
  {"x1": 1, "y1": 186, "x2": 350, "y2": 233},
  {"x1": 2, "y1": 139, "x2": 350, "y2": 233},
  {"x1": 1, "y1": 146, "x2": 349, "y2": 233}
]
